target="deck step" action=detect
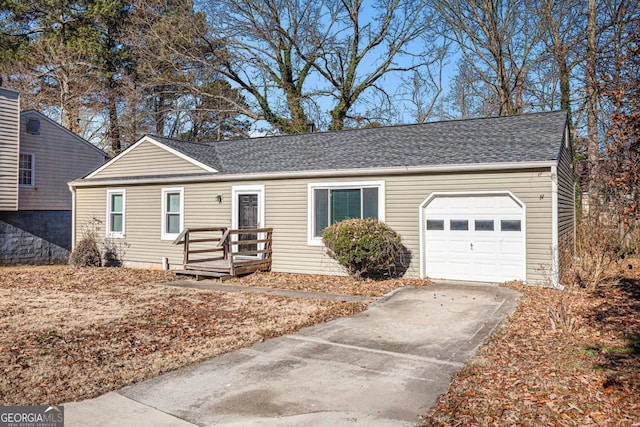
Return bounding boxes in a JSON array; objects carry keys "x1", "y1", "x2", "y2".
[{"x1": 174, "y1": 270, "x2": 232, "y2": 281}]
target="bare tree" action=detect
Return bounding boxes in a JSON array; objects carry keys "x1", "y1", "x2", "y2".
[
  {"x1": 534, "y1": 0, "x2": 584, "y2": 123},
  {"x1": 194, "y1": 0, "x2": 333, "y2": 134},
  {"x1": 430, "y1": 0, "x2": 544, "y2": 116},
  {"x1": 312, "y1": 0, "x2": 433, "y2": 129},
  {"x1": 186, "y1": 0, "x2": 435, "y2": 132},
  {"x1": 586, "y1": 0, "x2": 600, "y2": 208},
  {"x1": 600, "y1": 21, "x2": 640, "y2": 230}
]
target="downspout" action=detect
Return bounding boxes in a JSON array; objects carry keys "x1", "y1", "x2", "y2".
[
  {"x1": 551, "y1": 166, "x2": 563, "y2": 289},
  {"x1": 69, "y1": 184, "x2": 76, "y2": 252}
]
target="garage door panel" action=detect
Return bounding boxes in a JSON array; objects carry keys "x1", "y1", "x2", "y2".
[
  {"x1": 472, "y1": 238, "x2": 500, "y2": 255},
  {"x1": 500, "y1": 240, "x2": 522, "y2": 254},
  {"x1": 424, "y1": 194, "x2": 524, "y2": 283}
]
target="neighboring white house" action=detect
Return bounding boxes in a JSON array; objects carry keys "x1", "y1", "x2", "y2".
[
  {"x1": 0, "y1": 88, "x2": 108, "y2": 264},
  {"x1": 70, "y1": 111, "x2": 575, "y2": 287}
]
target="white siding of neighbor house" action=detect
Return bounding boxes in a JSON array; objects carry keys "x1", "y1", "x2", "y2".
[
  {"x1": 90, "y1": 140, "x2": 208, "y2": 179},
  {"x1": 0, "y1": 89, "x2": 20, "y2": 211},
  {"x1": 74, "y1": 168, "x2": 554, "y2": 284},
  {"x1": 18, "y1": 111, "x2": 106, "y2": 210}
]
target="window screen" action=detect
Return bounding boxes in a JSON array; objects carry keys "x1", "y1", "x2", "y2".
[
  {"x1": 109, "y1": 193, "x2": 124, "y2": 233},
  {"x1": 314, "y1": 188, "x2": 329, "y2": 237},
  {"x1": 165, "y1": 192, "x2": 181, "y2": 234}
]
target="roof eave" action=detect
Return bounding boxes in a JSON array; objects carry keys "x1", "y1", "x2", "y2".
[{"x1": 69, "y1": 160, "x2": 557, "y2": 188}]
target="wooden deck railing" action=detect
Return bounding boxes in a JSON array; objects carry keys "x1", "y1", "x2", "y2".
[
  {"x1": 172, "y1": 227, "x2": 228, "y2": 265},
  {"x1": 172, "y1": 227, "x2": 273, "y2": 277}
]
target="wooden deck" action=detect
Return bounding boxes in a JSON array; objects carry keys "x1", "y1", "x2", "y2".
[{"x1": 172, "y1": 227, "x2": 273, "y2": 280}]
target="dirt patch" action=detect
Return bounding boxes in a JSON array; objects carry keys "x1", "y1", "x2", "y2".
[
  {"x1": 422, "y1": 279, "x2": 640, "y2": 426},
  {"x1": 0, "y1": 266, "x2": 367, "y2": 405}
]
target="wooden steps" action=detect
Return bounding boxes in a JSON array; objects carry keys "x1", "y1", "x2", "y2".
[
  {"x1": 174, "y1": 269, "x2": 232, "y2": 281},
  {"x1": 172, "y1": 227, "x2": 273, "y2": 279}
]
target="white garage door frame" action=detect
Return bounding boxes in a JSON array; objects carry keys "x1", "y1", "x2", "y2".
[{"x1": 418, "y1": 190, "x2": 527, "y2": 283}]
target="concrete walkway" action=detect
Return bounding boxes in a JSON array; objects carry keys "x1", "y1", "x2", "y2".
[{"x1": 65, "y1": 282, "x2": 519, "y2": 427}]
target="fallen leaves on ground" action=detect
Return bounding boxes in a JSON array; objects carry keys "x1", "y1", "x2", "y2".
[
  {"x1": 226, "y1": 271, "x2": 431, "y2": 296},
  {"x1": 0, "y1": 266, "x2": 367, "y2": 405},
  {"x1": 422, "y1": 277, "x2": 640, "y2": 426}
]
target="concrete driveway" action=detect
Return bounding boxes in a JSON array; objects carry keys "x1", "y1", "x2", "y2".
[{"x1": 65, "y1": 282, "x2": 519, "y2": 427}]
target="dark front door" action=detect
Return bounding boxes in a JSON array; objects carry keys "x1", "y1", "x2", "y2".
[{"x1": 237, "y1": 194, "x2": 259, "y2": 253}]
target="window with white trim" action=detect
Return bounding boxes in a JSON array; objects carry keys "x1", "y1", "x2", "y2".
[
  {"x1": 107, "y1": 190, "x2": 125, "y2": 238},
  {"x1": 18, "y1": 153, "x2": 34, "y2": 187},
  {"x1": 161, "y1": 188, "x2": 184, "y2": 240},
  {"x1": 308, "y1": 181, "x2": 385, "y2": 245}
]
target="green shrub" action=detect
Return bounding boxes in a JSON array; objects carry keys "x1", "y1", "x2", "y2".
[
  {"x1": 69, "y1": 236, "x2": 102, "y2": 267},
  {"x1": 322, "y1": 218, "x2": 404, "y2": 279}
]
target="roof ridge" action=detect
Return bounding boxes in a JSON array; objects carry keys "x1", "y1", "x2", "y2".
[{"x1": 199, "y1": 110, "x2": 567, "y2": 146}]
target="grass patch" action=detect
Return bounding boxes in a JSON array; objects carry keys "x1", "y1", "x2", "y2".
[{"x1": 0, "y1": 266, "x2": 378, "y2": 405}]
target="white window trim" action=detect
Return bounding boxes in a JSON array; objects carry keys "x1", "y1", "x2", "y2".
[
  {"x1": 307, "y1": 180, "x2": 386, "y2": 246},
  {"x1": 18, "y1": 152, "x2": 35, "y2": 187},
  {"x1": 161, "y1": 187, "x2": 184, "y2": 241},
  {"x1": 106, "y1": 189, "x2": 126, "y2": 238}
]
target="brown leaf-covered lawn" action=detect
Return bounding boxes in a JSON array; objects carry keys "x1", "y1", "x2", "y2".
[
  {"x1": 1, "y1": 266, "x2": 402, "y2": 405},
  {"x1": 225, "y1": 271, "x2": 431, "y2": 296},
  {"x1": 423, "y1": 271, "x2": 640, "y2": 426},
  {"x1": 6, "y1": 264, "x2": 638, "y2": 425}
]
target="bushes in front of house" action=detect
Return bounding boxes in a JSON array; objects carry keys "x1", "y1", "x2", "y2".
[
  {"x1": 322, "y1": 218, "x2": 405, "y2": 279},
  {"x1": 69, "y1": 235, "x2": 102, "y2": 267},
  {"x1": 69, "y1": 218, "x2": 128, "y2": 267}
]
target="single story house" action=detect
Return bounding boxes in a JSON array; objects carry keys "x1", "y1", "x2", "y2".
[
  {"x1": 70, "y1": 111, "x2": 575, "y2": 287},
  {"x1": 0, "y1": 88, "x2": 108, "y2": 264}
]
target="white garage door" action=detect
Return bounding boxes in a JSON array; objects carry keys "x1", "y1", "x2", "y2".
[{"x1": 423, "y1": 194, "x2": 525, "y2": 283}]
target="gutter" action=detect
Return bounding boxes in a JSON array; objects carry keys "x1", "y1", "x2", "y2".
[
  {"x1": 69, "y1": 160, "x2": 557, "y2": 188},
  {"x1": 69, "y1": 184, "x2": 76, "y2": 252}
]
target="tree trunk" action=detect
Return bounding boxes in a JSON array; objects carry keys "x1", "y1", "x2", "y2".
[
  {"x1": 107, "y1": 80, "x2": 121, "y2": 154},
  {"x1": 586, "y1": 0, "x2": 599, "y2": 210},
  {"x1": 154, "y1": 89, "x2": 166, "y2": 136}
]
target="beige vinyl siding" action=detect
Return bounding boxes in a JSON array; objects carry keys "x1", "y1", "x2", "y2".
[
  {"x1": 74, "y1": 168, "x2": 554, "y2": 284},
  {"x1": 18, "y1": 112, "x2": 106, "y2": 210},
  {"x1": 557, "y1": 128, "x2": 576, "y2": 281},
  {"x1": 269, "y1": 169, "x2": 553, "y2": 283},
  {"x1": 91, "y1": 140, "x2": 208, "y2": 179},
  {"x1": 75, "y1": 182, "x2": 232, "y2": 266},
  {"x1": 0, "y1": 89, "x2": 20, "y2": 211}
]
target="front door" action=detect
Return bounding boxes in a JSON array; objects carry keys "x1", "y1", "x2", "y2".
[
  {"x1": 237, "y1": 193, "x2": 258, "y2": 253},
  {"x1": 232, "y1": 185, "x2": 265, "y2": 258}
]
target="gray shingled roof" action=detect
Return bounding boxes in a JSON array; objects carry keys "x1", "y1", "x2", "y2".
[{"x1": 152, "y1": 111, "x2": 567, "y2": 175}]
